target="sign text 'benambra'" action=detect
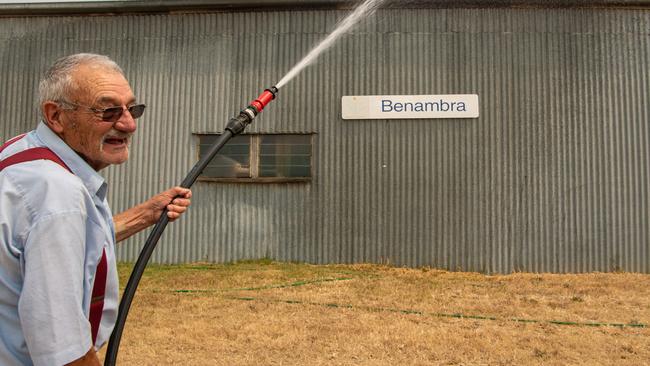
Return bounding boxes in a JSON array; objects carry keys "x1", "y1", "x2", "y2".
[{"x1": 342, "y1": 94, "x2": 479, "y2": 119}]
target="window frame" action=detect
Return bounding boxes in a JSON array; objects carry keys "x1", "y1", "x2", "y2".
[{"x1": 194, "y1": 132, "x2": 314, "y2": 183}]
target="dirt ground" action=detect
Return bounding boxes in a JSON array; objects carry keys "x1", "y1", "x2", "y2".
[{"x1": 98, "y1": 261, "x2": 650, "y2": 365}]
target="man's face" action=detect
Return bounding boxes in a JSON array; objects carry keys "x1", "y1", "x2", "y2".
[{"x1": 58, "y1": 64, "x2": 138, "y2": 171}]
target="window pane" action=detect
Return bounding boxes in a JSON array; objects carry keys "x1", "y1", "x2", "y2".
[
  {"x1": 259, "y1": 135, "x2": 311, "y2": 178},
  {"x1": 260, "y1": 134, "x2": 311, "y2": 145},
  {"x1": 259, "y1": 166, "x2": 311, "y2": 177},
  {"x1": 259, "y1": 155, "x2": 311, "y2": 166},
  {"x1": 199, "y1": 134, "x2": 251, "y2": 178}
]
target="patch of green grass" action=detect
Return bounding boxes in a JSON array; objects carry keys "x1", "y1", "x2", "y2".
[{"x1": 116, "y1": 260, "x2": 371, "y2": 292}]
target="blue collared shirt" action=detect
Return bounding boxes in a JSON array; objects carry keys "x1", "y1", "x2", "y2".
[{"x1": 0, "y1": 122, "x2": 119, "y2": 366}]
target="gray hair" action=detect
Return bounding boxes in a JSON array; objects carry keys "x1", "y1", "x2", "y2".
[{"x1": 38, "y1": 53, "x2": 124, "y2": 120}]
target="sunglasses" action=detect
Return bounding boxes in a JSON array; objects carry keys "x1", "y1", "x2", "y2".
[{"x1": 60, "y1": 101, "x2": 146, "y2": 122}]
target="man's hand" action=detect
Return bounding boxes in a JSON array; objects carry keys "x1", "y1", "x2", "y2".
[
  {"x1": 113, "y1": 186, "x2": 192, "y2": 242},
  {"x1": 147, "y1": 186, "x2": 192, "y2": 223}
]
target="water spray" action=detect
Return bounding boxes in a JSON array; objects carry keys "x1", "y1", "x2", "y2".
[
  {"x1": 276, "y1": 0, "x2": 382, "y2": 89},
  {"x1": 104, "y1": 86, "x2": 278, "y2": 365}
]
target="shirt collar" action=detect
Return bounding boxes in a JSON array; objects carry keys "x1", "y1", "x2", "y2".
[{"x1": 35, "y1": 122, "x2": 108, "y2": 201}]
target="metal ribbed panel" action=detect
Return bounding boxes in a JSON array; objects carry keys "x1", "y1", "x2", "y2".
[{"x1": 1, "y1": 7, "x2": 649, "y2": 273}]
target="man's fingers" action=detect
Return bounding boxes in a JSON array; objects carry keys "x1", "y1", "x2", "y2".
[
  {"x1": 170, "y1": 198, "x2": 191, "y2": 207},
  {"x1": 167, "y1": 203, "x2": 188, "y2": 212},
  {"x1": 166, "y1": 207, "x2": 186, "y2": 220},
  {"x1": 162, "y1": 187, "x2": 192, "y2": 221},
  {"x1": 169, "y1": 187, "x2": 192, "y2": 199}
]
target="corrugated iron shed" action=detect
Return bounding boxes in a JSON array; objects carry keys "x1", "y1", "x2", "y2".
[{"x1": 1, "y1": 1, "x2": 648, "y2": 272}]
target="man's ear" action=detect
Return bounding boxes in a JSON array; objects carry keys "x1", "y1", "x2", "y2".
[{"x1": 42, "y1": 101, "x2": 65, "y2": 134}]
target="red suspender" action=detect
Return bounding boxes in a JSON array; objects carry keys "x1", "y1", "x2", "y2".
[
  {"x1": 89, "y1": 250, "x2": 107, "y2": 344},
  {"x1": 0, "y1": 133, "x2": 26, "y2": 153},
  {"x1": 0, "y1": 147, "x2": 71, "y2": 173},
  {"x1": 1, "y1": 134, "x2": 107, "y2": 345}
]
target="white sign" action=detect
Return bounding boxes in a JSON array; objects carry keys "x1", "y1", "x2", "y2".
[{"x1": 342, "y1": 94, "x2": 479, "y2": 120}]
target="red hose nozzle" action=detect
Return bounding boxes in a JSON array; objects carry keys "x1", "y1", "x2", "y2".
[
  {"x1": 225, "y1": 86, "x2": 279, "y2": 135},
  {"x1": 250, "y1": 86, "x2": 278, "y2": 113}
]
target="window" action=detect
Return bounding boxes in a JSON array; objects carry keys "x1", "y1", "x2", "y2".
[{"x1": 197, "y1": 133, "x2": 312, "y2": 182}]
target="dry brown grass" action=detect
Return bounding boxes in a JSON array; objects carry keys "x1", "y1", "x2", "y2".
[{"x1": 98, "y1": 261, "x2": 650, "y2": 365}]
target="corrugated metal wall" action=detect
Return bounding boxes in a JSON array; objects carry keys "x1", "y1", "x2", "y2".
[{"x1": 1, "y1": 7, "x2": 648, "y2": 273}]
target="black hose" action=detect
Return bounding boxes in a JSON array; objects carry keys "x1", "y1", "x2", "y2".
[{"x1": 104, "y1": 129, "x2": 235, "y2": 365}]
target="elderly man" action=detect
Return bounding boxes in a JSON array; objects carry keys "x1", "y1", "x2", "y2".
[{"x1": 0, "y1": 53, "x2": 192, "y2": 365}]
